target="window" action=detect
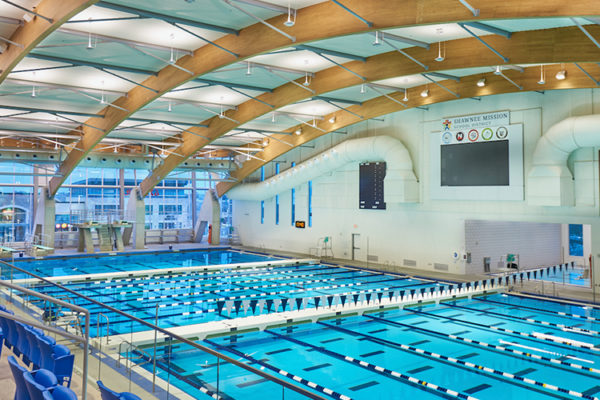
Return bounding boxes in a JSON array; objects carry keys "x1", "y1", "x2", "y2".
[
  {"x1": 308, "y1": 180, "x2": 312, "y2": 227},
  {"x1": 275, "y1": 164, "x2": 280, "y2": 225},
  {"x1": 291, "y1": 162, "x2": 295, "y2": 225},
  {"x1": 260, "y1": 167, "x2": 265, "y2": 224},
  {"x1": 569, "y1": 224, "x2": 584, "y2": 256}
]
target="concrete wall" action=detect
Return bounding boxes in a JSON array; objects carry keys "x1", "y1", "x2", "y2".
[
  {"x1": 464, "y1": 220, "x2": 562, "y2": 274},
  {"x1": 232, "y1": 89, "x2": 600, "y2": 277}
]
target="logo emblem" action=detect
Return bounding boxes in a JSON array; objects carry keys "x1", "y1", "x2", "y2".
[
  {"x1": 481, "y1": 128, "x2": 493, "y2": 140},
  {"x1": 496, "y1": 126, "x2": 508, "y2": 139},
  {"x1": 468, "y1": 129, "x2": 479, "y2": 142},
  {"x1": 456, "y1": 131, "x2": 464, "y2": 141},
  {"x1": 442, "y1": 119, "x2": 452, "y2": 130},
  {"x1": 442, "y1": 132, "x2": 452, "y2": 144}
]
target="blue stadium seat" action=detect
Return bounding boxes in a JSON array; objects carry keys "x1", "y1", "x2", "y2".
[
  {"x1": 120, "y1": 393, "x2": 142, "y2": 400},
  {"x1": 51, "y1": 344, "x2": 74, "y2": 387},
  {"x1": 15, "y1": 322, "x2": 31, "y2": 365},
  {"x1": 24, "y1": 371, "x2": 50, "y2": 400},
  {"x1": 7, "y1": 355, "x2": 29, "y2": 400},
  {"x1": 48, "y1": 385, "x2": 78, "y2": 400},
  {"x1": 24, "y1": 326, "x2": 42, "y2": 368},
  {"x1": 97, "y1": 380, "x2": 122, "y2": 400}
]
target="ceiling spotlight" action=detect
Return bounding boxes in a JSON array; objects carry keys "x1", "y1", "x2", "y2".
[
  {"x1": 360, "y1": 84, "x2": 366, "y2": 94},
  {"x1": 262, "y1": 138, "x2": 269, "y2": 147},
  {"x1": 494, "y1": 66, "x2": 501, "y2": 75},
  {"x1": 555, "y1": 69, "x2": 567, "y2": 80},
  {"x1": 420, "y1": 89, "x2": 429, "y2": 98},
  {"x1": 435, "y1": 41, "x2": 444, "y2": 62},
  {"x1": 303, "y1": 72, "x2": 310, "y2": 86},
  {"x1": 477, "y1": 78, "x2": 486, "y2": 87},
  {"x1": 373, "y1": 31, "x2": 382, "y2": 46},
  {"x1": 403, "y1": 89, "x2": 408, "y2": 102},
  {"x1": 537, "y1": 65, "x2": 545, "y2": 85},
  {"x1": 328, "y1": 116, "x2": 336, "y2": 124},
  {"x1": 294, "y1": 128, "x2": 302, "y2": 135},
  {"x1": 284, "y1": 0, "x2": 295, "y2": 27}
]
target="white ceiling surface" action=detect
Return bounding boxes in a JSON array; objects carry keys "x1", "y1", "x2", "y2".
[{"x1": 0, "y1": 0, "x2": 593, "y2": 153}]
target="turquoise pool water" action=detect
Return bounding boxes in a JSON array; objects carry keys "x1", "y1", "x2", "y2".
[
  {"x1": 24, "y1": 255, "x2": 439, "y2": 336},
  {"x1": 534, "y1": 267, "x2": 591, "y2": 287},
  {"x1": 2, "y1": 248, "x2": 278, "y2": 279},
  {"x1": 136, "y1": 293, "x2": 600, "y2": 400}
]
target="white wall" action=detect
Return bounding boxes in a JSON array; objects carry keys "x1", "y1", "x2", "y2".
[{"x1": 232, "y1": 89, "x2": 600, "y2": 276}]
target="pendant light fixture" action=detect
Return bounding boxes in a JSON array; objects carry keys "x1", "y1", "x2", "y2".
[
  {"x1": 537, "y1": 65, "x2": 545, "y2": 84},
  {"x1": 284, "y1": 0, "x2": 295, "y2": 27}
]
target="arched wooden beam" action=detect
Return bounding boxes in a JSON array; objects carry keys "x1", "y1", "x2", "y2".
[
  {"x1": 48, "y1": 0, "x2": 600, "y2": 197},
  {"x1": 216, "y1": 63, "x2": 600, "y2": 196},
  {"x1": 140, "y1": 25, "x2": 600, "y2": 196},
  {"x1": 0, "y1": 0, "x2": 99, "y2": 83}
]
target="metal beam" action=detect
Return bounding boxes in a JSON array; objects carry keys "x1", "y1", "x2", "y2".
[
  {"x1": 422, "y1": 73, "x2": 460, "y2": 98},
  {"x1": 380, "y1": 35, "x2": 428, "y2": 70},
  {"x1": 303, "y1": 47, "x2": 366, "y2": 80},
  {"x1": 462, "y1": 21, "x2": 512, "y2": 39},
  {"x1": 457, "y1": 0, "x2": 479, "y2": 16},
  {"x1": 378, "y1": 32, "x2": 429, "y2": 49},
  {"x1": 0, "y1": 104, "x2": 104, "y2": 118},
  {"x1": 127, "y1": 117, "x2": 209, "y2": 128},
  {"x1": 330, "y1": 0, "x2": 372, "y2": 27},
  {"x1": 5, "y1": 78, "x2": 127, "y2": 97},
  {"x1": 251, "y1": 61, "x2": 314, "y2": 77},
  {"x1": 574, "y1": 63, "x2": 600, "y2": 86},
  {"x1": 367, "y1": 82, "x2": 404, "y2": 92},
  {"x1": 57, "y1": 28, "x2": 194, "y2": 56},
  {"x1": 194, "y1": 77, "x2": 273, "y2": 93},
  {"x1": 0, "y1": 16, "x2": 23, "y2": 25},
  {"x1": 295, "y1": 44, "x2": 366, "y2": 62},
  {"x1": 459, "y1": 23, "x2": 509, "y2": 63},
  {"x1": 572, "y1": 18, "x2": 600, "y2": 50},
  {"x1": 313, "y1": 96, "x2": 362, "y2": 106},
  {"x1": 27, "y1": 52, "x2": 157, "y2": 76},
  {"x1": 222, "y1": 0, "x2": 295, "y2": 42},
  {"x1": 97, "y1": 1, "x2": 239, "y2": 35},
  {"x1": 1, "y1": 0, "x2": 53, "y2": 23},
  {"x1": 424, "y1": 71, "x2": 461, "y2": 82},
  {"x1": 231, "y1": 0, "x2": 288, "y2": 13}
]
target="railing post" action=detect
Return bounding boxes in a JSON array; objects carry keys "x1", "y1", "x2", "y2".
[{"x1": 152, "y1": 303, "x2": 158, "y2": 393}]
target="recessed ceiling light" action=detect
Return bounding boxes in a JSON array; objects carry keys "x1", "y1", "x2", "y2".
[
  {"x1": 420, "y1": 89, "x2": 429, "y2": 98},
  {"x1": 555, "y1": 70, "x2": 567, "y2": 80},
  {"x1": 477, "y1": 78, "x2": 486, "y2": 87}
]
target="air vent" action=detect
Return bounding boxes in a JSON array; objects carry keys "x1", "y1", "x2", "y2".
[
  {"x1": 434, "y1": 263, "x2": 449, "y2": 271},
  {"x1": 403, "y1": 259, "x2": 417, "y2": 267}
]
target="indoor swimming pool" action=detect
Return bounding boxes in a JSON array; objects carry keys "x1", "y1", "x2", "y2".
[
  {"x1": 1, "y1": 248, "x2": 279, "y2": 279},
  {"x1": 22, "y1": 258, "x2": 440, "y2": 336},
  {"x1": 535, "y1": 266, "x2": 591, "y2": 287},
  {"x1": 130, "y1": 293, "x2": 600, "y2": 400}
]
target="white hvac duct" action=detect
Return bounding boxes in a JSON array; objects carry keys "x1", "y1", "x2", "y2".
[
  {"x1": 227, "y1": 135, "x2": 419, "y2": 203},
  {"x1": 528, "y1": 114, "x2": 600, "y2": 206}
]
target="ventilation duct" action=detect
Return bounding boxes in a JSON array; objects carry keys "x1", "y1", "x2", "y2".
[
  {"x1": 227, "y1": 136, "x2": 419, "y2": 202},
  {"x1": 528, "y1": 114, "x2": 600, "y2": 206}
]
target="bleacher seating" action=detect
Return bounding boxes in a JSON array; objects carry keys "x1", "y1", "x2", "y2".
[
  {"x1": 97, "y1": 380, "x2": 142, "y2": 400},
  {"x1": 0, "y1": 306, "x2": 75, "y2": 395}
]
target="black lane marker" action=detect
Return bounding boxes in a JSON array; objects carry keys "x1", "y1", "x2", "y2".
[
  {"x1": 456, "y1": 353, "x2": 479, "y2": 360},
  {"x1": 303, "y1": 363, "x2": 332, "y2": 372},
  {"x1": 349, "y1": 381, "x2": 379, "y2": 392},
  {"x1": 583, "y1": 386, "x2": 600, "y2": 397},
  {"x1": 514, "y1": 368, "x2": 536, "y2": 377},
  {"x1": 265, "y1": 348, "x2": 291, "y2": 355},
  {"x1": 407, "y1": 365, "x2": 433, "y2": 374},
  {"x1": 360, "y1": 350, "x2": 385, "y2": 358},
  {"x1": 409, "y1": 340, "x2": 430, "y2": 346},
  {"x1": 368, "y1": 329, "x2": 388, "y2": 334},
  {"x1": 321, "y1": 337, "x2": 343, "y2": 344},
  {"x1": 464, "y1": 384, "x2": 491, "y2": 394},
  {"x1": 237, "y1": 378, "x2": 269, "y2": 388}
]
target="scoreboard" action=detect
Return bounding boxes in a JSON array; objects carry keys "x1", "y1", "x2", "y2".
[{"x1": 359, "y1": 162, "x2": 386, "y2": 210}]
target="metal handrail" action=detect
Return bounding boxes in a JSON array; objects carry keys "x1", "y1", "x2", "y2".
[
  {"x1": 0, "y1": 259, "x2": 327, "y2": 400},
  {"x1": 0, "y1": 279, "x2": 90, "y2": 400}
]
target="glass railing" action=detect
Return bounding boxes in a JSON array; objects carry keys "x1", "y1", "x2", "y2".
[{"x1": 0, "y1": 259, "x2": 327, "y2": 400}]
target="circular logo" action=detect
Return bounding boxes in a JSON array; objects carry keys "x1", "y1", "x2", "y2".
[
  {"x1": 442, "y1": 132, "x2": 452, "y2": 144},
  {"x1": 468, "y1": 129, "x2": 479, "y2": 142},
  {"x1": 496, "y1": 126, "x2": 508, "y2": 139},
  {"x1": 456, "y1": 131, "x2": 464, "y2": 142},
  {"x1": 481, "y1": 128, "x2": 493, "y2": 141}
]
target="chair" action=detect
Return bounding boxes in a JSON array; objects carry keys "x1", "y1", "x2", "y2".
[
  {"x1": 52, "y1": 344, "x2": 75, "y2": 387},
  {"x1": 7, "y1": 355, "x2": 29, "y2": 400},
  {"x1": 97, "y1": 380, "x2": 121, "y2": 400},
  {"x1": 25, "y1": 327, "x2": 42, "y2": 368},
  {"x1": 49, "y1": 385, "x2": 78, "y2": 400},
  {"x1": 15, "y1": 322, "x2": 31, "y2": 365},
  {"x1": 121, "y1": 393, "x2": 142, "y2": 400},
  {"x1": 24, "y1": 371, "x2": 52, "y2": 400}
]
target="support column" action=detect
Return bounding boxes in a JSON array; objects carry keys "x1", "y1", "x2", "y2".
[
  {"x1": 32, "y1": 188, "x2": 55, "y2": 252},
  {"x1": 123, "y1": 188, "x2": 145, "y2": 250}
]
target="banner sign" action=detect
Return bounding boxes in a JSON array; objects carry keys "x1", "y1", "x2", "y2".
[{"x1": 441, "y1": 111, "x2": 510, "y2": 132}]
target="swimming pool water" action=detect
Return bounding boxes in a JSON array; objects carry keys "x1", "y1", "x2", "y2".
[
  {"x1": 24, "y1": 258, "x2": 439, "y2": 336},
  {"x1": 135, "y1": 293, "x2": 600, "y2": 400},
  {"x1": 2, "y1": 248, "x2": 278, "y2": 280},
  {"x1": 535, "y1": 267, "x2": 591, "y2": 287}
]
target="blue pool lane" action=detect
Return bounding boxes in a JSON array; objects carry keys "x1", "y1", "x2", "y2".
[{"x1": 125, "y1": 293, "x2": 600, "y2": 400}]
